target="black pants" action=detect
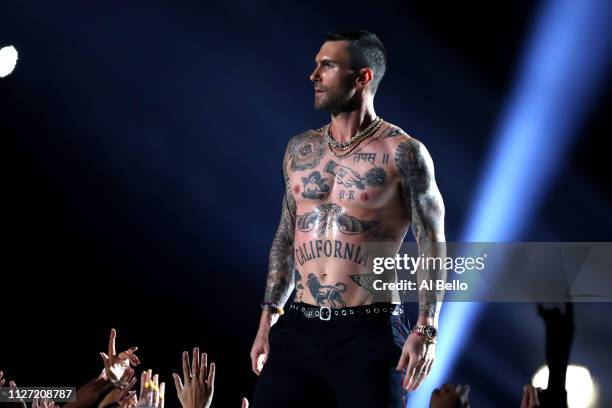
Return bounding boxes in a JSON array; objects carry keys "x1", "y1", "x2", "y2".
[{"x1": 252, "y1": 303, "x2": 411, "y2": 408}]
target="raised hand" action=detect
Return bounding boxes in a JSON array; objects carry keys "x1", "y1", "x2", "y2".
[
  {"x1": 98, "y1": 367, "x2": 137, "y2": 408},
  {"x1": 537, "y1": 303, "x2": 573, "y2": 408},
  {"x1": 32, "y1": 397, "x2": 60, "y2": 408},
  {"x1": 100, "y1": 329, "x2": 140, "y2": 386},
  {"x1": 537, "y1": 303, "x2": 573, "y2": 382},
  {"x1": 0, "y1": 374, "x2": 27, "y2": 408},
  {"x1": 396, "y1": 333, "x2": 435, "y2": 392},
  {"x1": 63, "y1": 370, "x2": 115, "y2": 408},
  {"x1": 520, "y1": 384, "x2": 541, "y2": 408},
  {"x1": 117, "y1": 391, "x2": 138, "y2": 408},
  {"x1": 136, "y1": 369, "x2": 165, "y2": 408},
  {"x1": 430, "y1": 384, "x2": 470, "y2": 408},
  {"x1": 241, "y1": 397, "x2": 249, "y2": 408},
  {"x1": 172, "y1": 347, "x2": 215, "y2": 408}
]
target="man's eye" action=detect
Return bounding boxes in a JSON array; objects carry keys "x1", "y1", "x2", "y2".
[{"x1": 314, "y1": 62, "x2": 332, "y2": 69}]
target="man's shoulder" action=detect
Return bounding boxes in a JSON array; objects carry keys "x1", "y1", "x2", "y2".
[
  {"x1": 285, "y1": 127, "x2": 325, "y2": 154},
  {"x1": 379, "y1": 121, "x2": 418, "y2": 144},
  {"x1": 374, "y1": 122, "x2": 435, "y2": 170},
  {"x1": 290, "y1": 127, "x2": 325, "y2": 142},
  {"x1": 376, "y1": 121, "x2": 427, "y2": 153},
  {"x1": 381, "y1": 125, "x2": 436, "y2": 175},
  {"x1": 385, "y1": 121, "x2": 437, "y2": 151}
]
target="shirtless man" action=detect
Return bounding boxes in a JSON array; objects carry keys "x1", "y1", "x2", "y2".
[{"x1": 250, "y1": 30, "x2": 446, "y2": 408}]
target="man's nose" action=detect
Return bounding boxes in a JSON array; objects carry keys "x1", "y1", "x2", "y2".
[{"x1": 309, "y1": 67, "x2": 320, "y2": 82}]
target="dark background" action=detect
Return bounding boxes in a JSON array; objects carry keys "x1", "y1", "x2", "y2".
[{"x1": 2, "y1": 1, "x2": 610, "y2": 407}]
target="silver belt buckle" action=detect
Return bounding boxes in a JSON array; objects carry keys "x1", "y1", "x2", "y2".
[{"x1": 319, "y1": 306, "x2": 331, "y2": 321}]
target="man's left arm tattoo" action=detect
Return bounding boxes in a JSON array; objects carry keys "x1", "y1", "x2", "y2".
[{"x1": 395, "y1": 138, "x2": 446, "y2": 325}]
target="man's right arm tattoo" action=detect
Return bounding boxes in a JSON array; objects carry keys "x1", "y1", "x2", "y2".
[{"x1": 264, "y1": 147, "x2": 297, "y2": 307}]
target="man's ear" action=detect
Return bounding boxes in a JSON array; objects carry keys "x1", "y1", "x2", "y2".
[{"x1": 356, "y1": 67, "x2": 374, "y2": 91}]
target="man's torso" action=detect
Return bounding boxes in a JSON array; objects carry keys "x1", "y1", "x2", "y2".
[{"x1": 285, "y1": 121, "x2": 413, "y2": 307}]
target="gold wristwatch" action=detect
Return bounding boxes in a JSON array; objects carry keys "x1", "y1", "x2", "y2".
[{"x1": 411, "y1": 324, "x2": 437, "y2": 344}]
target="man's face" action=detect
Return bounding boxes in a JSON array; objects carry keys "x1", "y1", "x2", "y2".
[{"x1": 309, "y1": 41, "x2": 358, "y2": 112}]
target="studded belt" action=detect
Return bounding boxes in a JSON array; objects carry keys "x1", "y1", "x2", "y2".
[{"x1": 288, "y1": 302, "x2": 403, "y2": 321}]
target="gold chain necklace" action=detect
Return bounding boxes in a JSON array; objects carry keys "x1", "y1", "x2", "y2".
[
  {"x1": 325, "y1": 118, "x2": 384, "y2": 159},
  {"x1": 325, "y1": 117, "x2": 383, "y2": 148}
]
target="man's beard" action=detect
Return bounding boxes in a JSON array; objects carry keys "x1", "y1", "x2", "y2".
[{"x1": 313, "y1": 90, "x2": 358, "y2": 113}]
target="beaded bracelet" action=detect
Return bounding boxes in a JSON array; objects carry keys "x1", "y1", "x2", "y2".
[{"x1": 260, "y1": 301, "x2": 284, "y2": 315}]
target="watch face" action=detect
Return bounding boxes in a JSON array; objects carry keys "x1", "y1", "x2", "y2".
[{"x1": 425, "y1": 326, "x2": 437, "y2": 337}]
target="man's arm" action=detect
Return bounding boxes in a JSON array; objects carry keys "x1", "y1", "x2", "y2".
[
  {"x1": 251, "y1": 142, "x2": 297, "y2": 375},
  {"x1": 394, "y1": 137, "x2": 446, "y2": 391},
  {"x1": 263, "y1": 147, "x2": 297, "y2": 312},
  {"x1": 395, "y1": 137, "x2": 446, "y2": 327}
]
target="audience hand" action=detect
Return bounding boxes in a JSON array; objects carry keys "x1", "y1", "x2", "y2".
[
  {"x1": 117, "y1": 391, "x2": 138, "y2": 408},
  {"x1": 537, "y1": 304, "x2": 573, "y2": 383},
  {"x1": 100, "y1": 329, "x2": 140, "y2": 386},
  {"x1": 0, "y1": 374, "x2": 27, "y2": 408},
  {"x1": 520, "y1": 384, "x2": 541, "y2": 408},
  {"x1": 430, "y1": 383, "x2": 470, "y2": 408},
  {"x1": 241, "y1": 397, "x2": 249, "y2": 408},
  {"x1": 32, "y1": 397, "x2": 60, "y2": 408},
  {"x1": 537, "y1": 303, "x2": 572, "y2": 408},
  {"x1": 172, "y1": 347, "x2": 215, "y2": 408},
  {"x1": 136, "y1": 369, "x2": 165, "y2": 408},
  {"x1": 98, "y1": 367, "x2": 137, "y2": 408},
  {"x1": 64, "y1": 370, "x2": 116, "y2": 408}
]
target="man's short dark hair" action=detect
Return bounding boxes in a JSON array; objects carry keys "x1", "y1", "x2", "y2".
[{"x1": 324, "y1": 30, "x2": 387, "y2": 96}]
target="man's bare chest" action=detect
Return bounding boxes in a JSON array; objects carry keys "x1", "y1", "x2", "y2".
[{"x1": 287, "y1": 133, "x2": 400, "y2": 213}]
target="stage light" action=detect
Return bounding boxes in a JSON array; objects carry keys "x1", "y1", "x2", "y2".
[
  {"x1": 407, "y1": 0, "x2": 612, "y2": 405},
  {"x1": 0, "y1": 45, "x2": 18, "y2": 78},
  {"x1": 532, "y1": 365, "x2": 598, "y2": 408}
]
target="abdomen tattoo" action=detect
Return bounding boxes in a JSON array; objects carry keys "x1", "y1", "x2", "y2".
[{"x1": 296, "y1": 203, "x2": 379, "y2": 237}]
